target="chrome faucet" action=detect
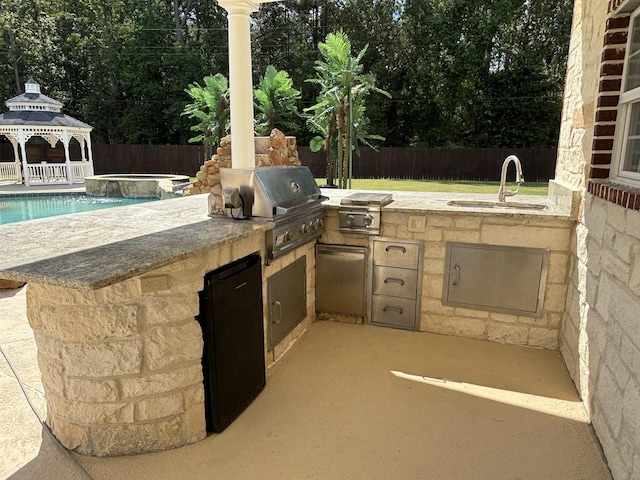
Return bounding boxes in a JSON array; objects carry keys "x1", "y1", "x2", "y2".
[{"x1": 498, "y1": 155, "x2": 524, "y2": 202}]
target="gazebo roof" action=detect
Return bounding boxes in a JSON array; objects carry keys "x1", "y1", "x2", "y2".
[
  {"x1": 0, "y1": 110, "x2": 92, "y2": 129},
  {"x1": 0, "y1": 79, "x2": 92, "y2": 131},
  {"x1": 5, "y1": 91, "x2": 63, "y2": 109}
]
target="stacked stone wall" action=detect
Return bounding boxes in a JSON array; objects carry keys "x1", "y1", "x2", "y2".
[{"x1": 185, "y1": 128, "x2": 301, "y2": 198}]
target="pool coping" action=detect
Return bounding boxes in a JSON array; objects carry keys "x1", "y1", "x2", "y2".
[{"x1": 0, "y1": 182, "x2": 87, "y2": 196}]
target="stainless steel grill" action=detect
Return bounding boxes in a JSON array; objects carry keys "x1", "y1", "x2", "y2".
[{"x1": 220, "y1": 166, "x2": 327, "y2": 262}]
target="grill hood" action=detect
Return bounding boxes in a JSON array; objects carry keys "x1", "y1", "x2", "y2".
[{"x1": 220, "y1": 166, "x2": 326, "y2": 218}]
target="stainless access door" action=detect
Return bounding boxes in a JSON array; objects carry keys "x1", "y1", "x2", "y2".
[
  {"x1": 443, "y1": 242, "x2": 549, "y2": 317},
  {"x1": 316, "y1": 244, "x2": 367, "y2": 316},
  {"x1": 268, "y1": 256, "x2": 306, "y2": 350}
]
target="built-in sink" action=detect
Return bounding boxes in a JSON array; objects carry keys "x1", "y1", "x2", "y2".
[{"x1": 447, "y1": 200, "x2": 548, "y2": 211}]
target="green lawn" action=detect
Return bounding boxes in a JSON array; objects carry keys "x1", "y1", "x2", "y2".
[{"x1": 316, "y1": 178, "x2": 549, "y2": 195}]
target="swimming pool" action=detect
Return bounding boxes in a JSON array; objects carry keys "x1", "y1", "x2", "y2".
[{"x1": 0, "y1": 194, "x2": 158, "y2": 224}]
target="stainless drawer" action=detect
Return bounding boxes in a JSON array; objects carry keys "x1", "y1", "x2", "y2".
[
  {"x1": 373, "y1": 240, "x2": 420, "y2": 269},
  {"x1": 371, "y1": 296, "x2": 417, "y2": 330},
  {"x1": 373, "y1": 266, "x2": 418, "y2": 299}
]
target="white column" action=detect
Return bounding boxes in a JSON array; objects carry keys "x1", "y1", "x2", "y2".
[
  {"x1": 79, "y1": 138, "x2": 87, "y2": 162},
  {"x1": 61, "y1": 132, "x2": 73, "y2": 184},
  {"x1": 18, "y1": 131, "x2": 30, "y2": 187},
  {"x1": 86, "y1": 133, "x2": 94, "y2": 176},
  {"x1": 7, "y1": 135, "x2": 23, "y2": 183},
  {"x1": 217, "y1": 0, "x2": 261, "y2": 169}
]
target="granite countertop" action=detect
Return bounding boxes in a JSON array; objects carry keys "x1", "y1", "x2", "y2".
[
  {"x1": 322, "y1": 189, "x2": 572, "y2": 219},
  {"x1": 0, "y1": 195, "x2": 272, "y2": 289},
  {"x1": 0, "y1": 188, "x2": 572, "y2": 289}
]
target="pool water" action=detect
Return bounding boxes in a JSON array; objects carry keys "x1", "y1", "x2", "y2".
[{"x1": 0, "y1": 194, "x2": 158, "y2": 224}]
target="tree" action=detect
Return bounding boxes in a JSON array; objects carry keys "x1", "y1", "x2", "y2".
[
  {"x1": 305, "y1": 31, "x2": 390, "y2": 188},
  {"x1": 254, "y1": 65, "x2": 302, "y2": 136},
  {"x1": 401, "y1": 0, "x2": 572, "y2": 148},
  {"x1": 182, "y1": 73, "x2": 230, "y2": 160}
]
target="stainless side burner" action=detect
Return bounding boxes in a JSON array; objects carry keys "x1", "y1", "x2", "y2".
[{"x1": 339, "y1": 192, "x2": 393, "y2": 235}]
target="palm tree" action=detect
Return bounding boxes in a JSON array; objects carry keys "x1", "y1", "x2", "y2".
[
  {"x1": 254, "y1": 65, "x2": 302, "y2": 136},
  {"x1": 182, "y1": 74, "x2": 230, "y2": 160},
  {"x1": 305, "y1": 31, "x2": 390, "y2": 188}
]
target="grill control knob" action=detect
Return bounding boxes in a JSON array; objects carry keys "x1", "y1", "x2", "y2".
[
  {"x1": 346, "y1": 214, "x2": 355, "y2": 226},
  {"x1": 318, "y1": 218, "x2": 324, "y2": 228},
  {"x1": 363, "y1": 214, "x2": 374, "y2": 227},
  {"x1": 301, "y1": 223, "x2": 310, "y2": 234},
  {"x1": 284, "y1": 231, "x2": 293, "y2": 242}
]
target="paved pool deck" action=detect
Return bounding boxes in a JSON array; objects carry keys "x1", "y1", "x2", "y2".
[{"x1": 1, "y1": 284, "x2": 612, "y2": 480}]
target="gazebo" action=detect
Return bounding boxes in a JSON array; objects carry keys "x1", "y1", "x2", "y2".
[{"x1": 0, "y1": 79, "x2": 94, "y2": 186}]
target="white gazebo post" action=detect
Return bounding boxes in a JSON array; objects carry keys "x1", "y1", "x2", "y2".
[
  {"x1": 86, "y1": 134, "x2": 94, "y2": 175},
  {"x1": 61, "y1": 132, "x2": 73, "y2": 184},
  {"x1": 17, "y1": 129, "x2": 31, "y2": 187},
  {"x1": 8, "y1": 136, "x2": 23, "y2": 183},
  {"x1": 217, "y1": 0, "x2": 279, "y2": 170}
]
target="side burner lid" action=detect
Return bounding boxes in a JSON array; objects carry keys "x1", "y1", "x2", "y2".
[{"x1": 340, "y1": 192, "x2": 393, "y2": 206}]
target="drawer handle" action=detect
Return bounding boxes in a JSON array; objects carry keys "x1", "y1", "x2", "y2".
[
  {"x1": 452, "y1": 265, "x2": 460, "y2": 286},
  {"x1": 384, "y1": 277, "x2": 405, "y2": 286},
  {"x1": 385, "y1": 245, "x2": 407, "y2": 253},
  {"x1": 272, "y1": 300, "x2": 282, "y2": 324},
  {"x1": 383, "y1": 306, "x2": 403, "y2": 314}
]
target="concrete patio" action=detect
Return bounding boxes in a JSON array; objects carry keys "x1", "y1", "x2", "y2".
[{"x1": 1, "y1": 285, "x2": 611, "y2": 480}]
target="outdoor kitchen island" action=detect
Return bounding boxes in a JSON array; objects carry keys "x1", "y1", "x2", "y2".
[{"x1": 0, "y1": 184, "x2": 576, "y2": 457}]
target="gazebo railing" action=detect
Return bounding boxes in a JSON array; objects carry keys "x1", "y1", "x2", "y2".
[
  {"x1": 0, "y1": 162, "x2": 21, "y2": 182},
  {"x1": 24, "y1": 162, "x2": 93, "y2": 185},
  {"x1": 70, "y1": 162, "x2": 94, "y2": 181}
]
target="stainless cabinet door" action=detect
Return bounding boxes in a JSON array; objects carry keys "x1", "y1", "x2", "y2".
[
  {"x1": 268, "y1": 257, "x2": 306, "y2": 349},
  {"x1": 443, "y1": 242, "x2": 549, "y2": 317},
  {"x1": 316, "y1": 245, "x2": 367, "y2": 316}
]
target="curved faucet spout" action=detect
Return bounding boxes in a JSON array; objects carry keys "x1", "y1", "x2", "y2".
[{"x1": 498, "y1": 155, "x2": 524, "y2": 202}]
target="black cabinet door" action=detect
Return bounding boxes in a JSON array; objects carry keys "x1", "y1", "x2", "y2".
[{"x1": 201, "y1": 254, "x2": 265, "y2": 433}]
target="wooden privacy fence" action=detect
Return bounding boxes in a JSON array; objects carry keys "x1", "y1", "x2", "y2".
[
  {"x1": 1, "y1": 143, "x2": 557, "y2": 181},
  {"x1": 92, "y1": 144, "x2": 205, "y2": 175},
  {"x1": 297, "y1": 147, "x2": 557, "y2": 182}
]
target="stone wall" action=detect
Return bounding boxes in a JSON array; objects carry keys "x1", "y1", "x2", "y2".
[
  {"x1": 321, "y1": 209, "x2": 573, "y2": 349},
  {"x1": 555, "y1": 0, "x2": 607, "y2": 191},
  {"x1": 555, "y1": 0, "x2": 640, "y2": 478},
  {"x1": 561, "y1": 194, "x2": 640, "y2": 479},
  {"x1": 27, "y1": 226, "x2": 318, "y2": 456},
  {"x1": 26, "y1": 232, "x2": 268, "y2": 456}
]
